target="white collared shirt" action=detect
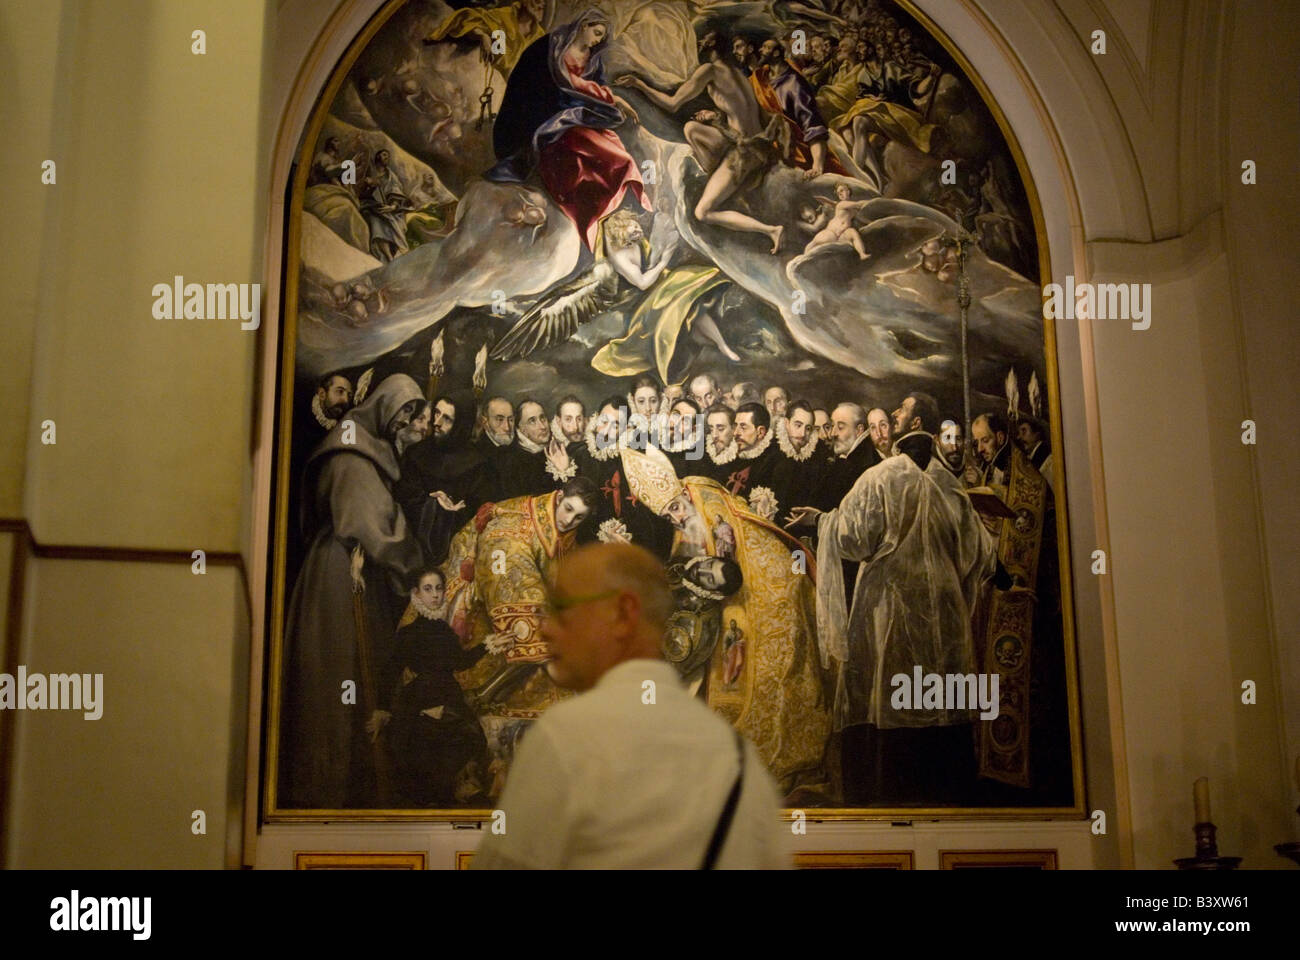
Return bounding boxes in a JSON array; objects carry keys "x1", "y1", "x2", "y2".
[{"x1": 470, "y1": 658, "x2": 791, "y2": 869}]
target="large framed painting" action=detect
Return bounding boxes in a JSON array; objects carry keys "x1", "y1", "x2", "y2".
[{"x1": 265, "y1": 0, "x2": 1084, "y2": 820}]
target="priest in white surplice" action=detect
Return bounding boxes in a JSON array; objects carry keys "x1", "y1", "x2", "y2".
[{"x1": 786, "y1": 392, "x2": 995, "y2": 804}]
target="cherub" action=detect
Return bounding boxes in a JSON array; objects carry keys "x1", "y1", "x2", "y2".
[{"x1": 797, "y1": 183, "x2": 870, "y2": 259}]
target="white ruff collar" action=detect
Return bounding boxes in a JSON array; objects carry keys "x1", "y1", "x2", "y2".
[
  {"x1": 585, "y1": 418, "x2": 622, "y2": 461},
  {"x1": 516, "y1": 432, "x2": 545, "y2": 455},
  {"x1": 737, "y1": 428, "x2": 773, "y2": 460},
  {"x1": 312, "y1": 393, "x2": 338, "y2": 431},
  {"x1": 660, "y1": 429, "x2": 701, "y2": 454},
  {"x1": 775, "y1": 418, "x2": 819, "y2": 461},
  {"x1": 411, "y1": 593, "x2": 447, "y2": 621},
  {"x1": 709, "y1": 439, "x2": 738, "y2": 465},
  {"x1": 551, "y1": 417, "x2": 571, "y2": 445}
]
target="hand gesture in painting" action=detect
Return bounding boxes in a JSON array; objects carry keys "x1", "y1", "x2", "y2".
[
  {"x1": 366, "y1": 709, "x2": 391, "y2": 742},
  {"x1": 783, "y1": 505, "x2": 822, "y2": 529},
  {"x1": 350, "y1": 545, "x2": 366, "y2": 593},
  {"x1": 612, "y1": 95, "x2": 640, "y2": 126},
  {"x1": 545, "y1": 437, "x2": 571, "y2": 474},
  {"x1": 429, "y1": 490, "x2": 466, "y2": 511},
  {"x1": 613, "y1": 74, "x2": 644, "y2": 91},
  {"x1": 484, "y1": 632, "x2": 516, "y2": 655}
]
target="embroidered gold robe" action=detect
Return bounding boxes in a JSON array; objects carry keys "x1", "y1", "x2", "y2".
[
  {"x1": 676, "y1": 478, "x2": 833, "y2": 800},
  {"x1": 441, "y1": 491, "x2": 576, "y2": 718}
]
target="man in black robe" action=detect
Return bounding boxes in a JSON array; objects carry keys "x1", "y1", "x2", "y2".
[
  {"x1": 553, "y1": 394, "x2": 588, "y2": 461},
  {"x1": 1015, "y1": 416, "x2": 1055, "y2": 496},
  {"x1": 396, "y1": 392, "x2": 503, "y2": 566},
  {"x1": 574, "y1": 395, "x2": 673, "y2": 558},
  {"x1": 500, "y1": 398, "x2": 573, "y2": 498},
  {"x1": 660, "y1": 396, "x2": 706, "y2": 482},
  {"x1": 971, "y1": 411, "x2": 1013, "y2": 487},
  {"x1": 724, "y1": 402, "x2": 780, "y2": 517},
  {"x1": 475, "y1": 396, "x2": 517, "y2": 473},
  {"x1": 818, "y1": 401, "x2": 881, "y2": 510},
  {"x1": 701, "y1": 402, "x2": 740, "y2": 485},
  {"x1": 767, "y1": 398, "x2": 825, "y2": 523}
]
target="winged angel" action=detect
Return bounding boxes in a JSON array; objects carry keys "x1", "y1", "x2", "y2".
[{"x1": 491, "y1": 209, "x2": 740, "y2": 383}]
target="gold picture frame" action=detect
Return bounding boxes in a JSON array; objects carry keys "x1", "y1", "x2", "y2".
[
  {"x1": 794, "y1": 851, "x2": 914, "y2": 869},
  {"x1": 939, "y1": 849, "x2": 1058, "y2": 870},
  {"x1": 294, "y1": 851, "x2": 427, "y2": 870},
  {"x1": 262, "y1": 0, "x2": 1086, "y2": 824}
]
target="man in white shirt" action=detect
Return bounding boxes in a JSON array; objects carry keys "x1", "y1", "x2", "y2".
[{"x1": 471, "y1": 542, "x2": 790, "y2": 869}]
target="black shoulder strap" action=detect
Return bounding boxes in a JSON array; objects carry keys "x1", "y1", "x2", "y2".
[{"x1": 700, "y1": 730, "x2": 746, "y2": 870}]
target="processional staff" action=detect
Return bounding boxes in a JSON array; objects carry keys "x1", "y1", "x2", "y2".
[{"x1": 941, "y1": 227, "x2": 977, "y2": 463}]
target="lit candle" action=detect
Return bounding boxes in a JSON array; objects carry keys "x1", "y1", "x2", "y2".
[{"x1": 1193, "y1": 777, "x2": 1211, "y2": 823}]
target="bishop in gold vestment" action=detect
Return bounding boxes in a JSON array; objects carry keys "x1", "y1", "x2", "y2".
[{"x1": 622, "y1": 445, "x2": 835, "y2": 803}]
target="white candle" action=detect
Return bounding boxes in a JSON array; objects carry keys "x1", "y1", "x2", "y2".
[{"x1": 1193, "y1": 777, "x2": 1210, "y2": 823}]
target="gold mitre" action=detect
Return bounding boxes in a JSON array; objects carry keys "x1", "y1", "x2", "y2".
[{"x1": 621, "y1": 444, "x2": 683, "y2": 515}]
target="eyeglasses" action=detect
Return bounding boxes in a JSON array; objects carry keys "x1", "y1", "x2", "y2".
[{"x1": 547, "y1": 588, "x2": 619, "y2": 613}]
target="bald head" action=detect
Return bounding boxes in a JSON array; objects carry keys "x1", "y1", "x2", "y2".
[
  {"x1": 541, "y1": 543, "x2": 672, "y2": 691},
  {"x1": 830, "y1": 402, "x2": 867, "y2": 455}
]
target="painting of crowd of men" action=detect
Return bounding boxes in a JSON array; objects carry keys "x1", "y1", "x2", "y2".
[
  {"x1": 270, "y1": 0, "x2": 1070, "y2": 817},
  {"x1": 277, "y1": 357, "x2": 1066, "y2": 813}
]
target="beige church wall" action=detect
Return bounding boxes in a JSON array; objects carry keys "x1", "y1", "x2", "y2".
[
  {"x1": 0, "y1": 1, "x2": 62, "y2": 515},
  {"x1": 1089, "y1": 221, "x2": 1288, "y2": 868},
  {"x1": 0, "y1": 534, "x2": 13, "y2": 638},
  {"x1": 22, "y1": 0, "x2": 267, "y2": 551},
  {"x1": 6, "y1": 558, "x2": 244, "y2": 868},
  {"x1": 0, "y1": 0, "x2": 271, "y2": 867},
  {"x1": 1222, "y1": 0, "x2": 1300, "y2": 833}
]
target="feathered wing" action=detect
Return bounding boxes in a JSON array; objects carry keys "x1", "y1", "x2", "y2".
[{"x1": 490, "y1": 261, "x2": 625, "y2": 360}]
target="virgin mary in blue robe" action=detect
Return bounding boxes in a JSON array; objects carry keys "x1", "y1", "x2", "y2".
[{"x1": 485, "y1": 7, "x2": 651, "y2": 249}]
